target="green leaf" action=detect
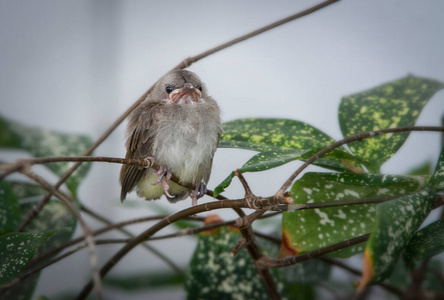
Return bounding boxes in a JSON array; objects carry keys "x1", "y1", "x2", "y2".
[
  {"x1": 404, "y1": 220, "x2": 444, "y2": 265},
  {"x1": 185, "y1": 226, "x2": 284, "y2": 300},
  {"x1": 214, "y1": 120, "x2": 370, "y2": 196},
  {"x1": 406, "y1": 161, "x2": 434, "y2": 176},
  {"x1": 0, "y1": 180, "x2": 21, "y2": 235},
  {"x1": 339, "y1": 76, "x2": 444, "y2": 173},
  {"x1": 214, "y1": 148, "x2": 317, "y2": 197},
  {"x1": 8, "y1": 181, "x2": 46, "y2": 200},
  {"x1": 0, "y1": 115, "x2": 93, "y2": 195},
  {"x1": 362, "y1": 189, "x2": 435, "y2": 286},
  {"x1": 282, "y1": 173, "x2": 423, "y2": 258},
  {"x1": 0, "y1": 273, "x2": 40, "y2": 300},
  {"x1": 219, "y1": 118, "x2": 358, "y2": 171},
  {"x1": 0, "y1": 197, "x2": 75, "y2": 299},
  {"x1": 104, "y1": 271, "x2": 185, "y2": 290},
  {"x1": 0, "y1": 230, "x2": 57, "y2": 285},
  {"x1": 20, "y1": 199, "x2": 77, "y2": 253},
  {"x1": 219, "y1": 119, "x2": 338, "y2": 151},
  {"x1": 283, "y1": 259, "x2": 331, "y2": 283},
  {"x1": 429, "y1": 146, "x2": 444, "y2": 190},
  {"x1": 422, "y1": 260, "x2": 444, "y2": 293}
]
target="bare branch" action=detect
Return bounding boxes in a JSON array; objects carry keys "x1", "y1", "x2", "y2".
[
  {"x1": 17, "y1": 170, "x2": 103, "y2": 300},
  {"x1": 259, "y1": 234, "x2": 370, "y2": 269}
]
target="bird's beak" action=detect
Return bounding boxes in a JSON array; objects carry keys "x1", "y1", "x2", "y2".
[{"x1": 169, "y1": 83, "x2": 202, "y2": 103}]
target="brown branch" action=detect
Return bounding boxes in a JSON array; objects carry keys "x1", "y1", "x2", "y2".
[
  {"x1": 80, "y1": 205, "x2": 184, "y2": 275},
  {"x1": 258, "y1": 233, "x2": 371, "y2": 269},
  {"x1": 0, "y1": 156, "x2": 154, "y2": 181},
  {"x1": 276, "y1": 126, "x2": 444, "y2": 196},
  {"x1": 74, "y1": 198, "x2": 270, "y2": 299}
]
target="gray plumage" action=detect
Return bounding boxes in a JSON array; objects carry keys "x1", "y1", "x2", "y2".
[{"x1": 120, "y1": 70, "x2": 222, "y2": 204}]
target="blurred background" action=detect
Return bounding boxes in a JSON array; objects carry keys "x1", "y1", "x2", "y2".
[{"x1": 1, "y1": 0, "x2": 443, "y2": 299}]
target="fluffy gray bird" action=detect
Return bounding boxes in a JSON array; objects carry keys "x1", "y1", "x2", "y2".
[{"x1": 120, "y1": 70, "x2": 222, "y2": 206}]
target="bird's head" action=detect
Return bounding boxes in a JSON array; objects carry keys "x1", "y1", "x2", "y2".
[{"x1": 154, "y1": 70, "x2": 206, "y2": 104}]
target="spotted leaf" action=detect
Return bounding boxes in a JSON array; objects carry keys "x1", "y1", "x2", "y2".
[
  {"x1": 339, "y1": 76, "x2": 444, "y2": 173},
  {"x1": 185, "y1": 225, "x2": 284, "y2": 299},
  {"x1": 2, "y1": 195, "x2": 78, "y2": 299},
  {"x1": 404, "y1": 220, "x2": 444, "y2": 267},
  {"x1": 0, "y1": 230, "x2": 57, "y2": 285},
  {"x1": 358, "y1": 189, "x2": 435, "y2": 290},
  {"x1": 0, "y1": 181, "x2": 21, "y2": 235},
  {"x1": 281, "y1": 173, "x2": 423, "y2": 258},
  {"x1": 0, "y1": 115, "x2": 93, "y2": 195},
  {"x1": 215, "y1": 118, "x2": 365, "y2": 196},
  {"x1": 429, "y1": 146, "x2": 444, "y2": 190}
]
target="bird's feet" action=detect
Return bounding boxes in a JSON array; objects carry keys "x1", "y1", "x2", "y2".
[
  {"x1": 191, "y1": 182, "x2": 207, "y2": 206},
  {"x1": 152, "y1": 166, "x2": 173, "y2": 198}
]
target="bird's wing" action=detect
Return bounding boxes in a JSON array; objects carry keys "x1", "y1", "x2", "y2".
[{"x1": 119, "y1": 101, "x2": 164, "y2": 201}]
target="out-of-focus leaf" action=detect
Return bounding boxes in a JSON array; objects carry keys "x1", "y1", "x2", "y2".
[
  {"x1": 282, "y1": 283, "x2": 315, "y2": 300},
  {"x1": 282, "y1": 173, "x2": 423, "y2": 258},
  {"x1": 406, "y1": 161, "x2": 433, "y2": 176},
  {"x1": 422, "y1": 260, "x2": 444, "y2": 293},
  {"x1": 429, "y1": 146, "x2": 444, "y2": 190},
  {"x1": 0, "y1": 230, "x2": 57, "y2": 285},
  {"x1": 283, "y1": 259, "x2": 331, "y2": 284},
  {"x1": 20, "y1": 199, "x2": 77, "y2": 253},
  {"x1": 358, "y1": 189, "x2": 435, "y2": 291},
  {"x1": 0, "y1": 115, "x2": 93, "y2": 195},
  {"x1": 2, "y1": 198, "x2": 78, "y2": 299},
  {"x1": 104, "y1": 271, "x2": 185, "y2": 290},
  {"x1": 185, "y1": 225, "x2": 284, "y2": 300},
  {"x1": 339, "y1": 76, "x2": 444, "y2": 173},
  {"x1": 0, "y1": 180, "x2": 21, "y2": 235},
  {"x1": 404, "y1": 220, "x2": 444, "y2": 266},
  {"x1": 8, "y1": 181, "x2": 46, "y2": 200},
  {"x1": 0, "y1": 273, "x2": 40, "y2": 300}
]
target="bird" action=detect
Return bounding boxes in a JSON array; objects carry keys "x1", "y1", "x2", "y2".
[{"x1": 119, "y1": 69, "x2": 223, "y2": 206}]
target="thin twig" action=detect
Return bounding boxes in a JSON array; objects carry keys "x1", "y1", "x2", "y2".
[
  {"x1": 277, "y1": 126, "x2": 444, "y2": 196},
  {"x1": 74, "y1": 198, "x2": 263, "y2": 299},
  {"x1": 272, "y1": 196, "x2": 401, "y2": 212},
  {"x1": 173, "y1": 0, "x2": 340, "y2": 70},
  {"x1": 0, "y1": 156, "x2": 153, "y2": 181},
  {"x1": 81, "y1": 205, "x2": 184, "y2": 275},
  {"x1": 17, "y1": 170, "x2": 103, "y2": 300},
  {"x1": 258, "y1": 233, "x2": 371, "y2": 268}
]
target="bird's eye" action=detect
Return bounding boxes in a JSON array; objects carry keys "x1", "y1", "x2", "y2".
[
  {"x1": 165, "y1": 86, "x2": 174, "y2": 94},
  {"x1": 197, "y1": 85, "x2": 202, "y2": 92}
]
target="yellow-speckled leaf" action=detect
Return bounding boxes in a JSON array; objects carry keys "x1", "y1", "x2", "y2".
[
  {"x1": 339, "y1": 76, "x2": 444, "y2": 173},
  {"x1": 282, "y1": 173, "x2": 423, "y2": 258},
  {"x1": 361, "y1": 189, "x2": 435, "y2": 287},
  {"x1": 215, "y1": 118, "x2": 365, "y2": 196}
]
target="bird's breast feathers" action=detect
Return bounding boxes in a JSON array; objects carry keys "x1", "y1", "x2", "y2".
[{"x1": 153, "y1": 103, "x2": 221, "y2": 184}]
